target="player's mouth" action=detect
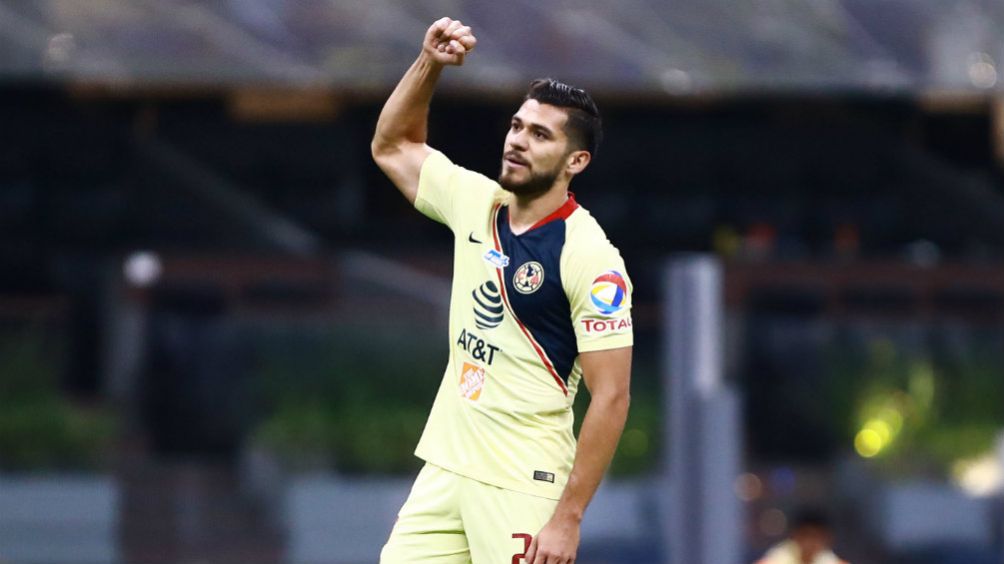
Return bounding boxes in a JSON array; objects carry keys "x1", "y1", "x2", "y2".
[{"x1": 503, "y1": 153, "x2": 529, "y2": 169}]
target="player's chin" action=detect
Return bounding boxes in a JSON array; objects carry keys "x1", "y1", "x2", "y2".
[
  {"x1": 500, "y1": 163, "x2": 530, "y2": 181},
  {"x1": 498, "y1": 169, "x2": 517, "y2": 185}
]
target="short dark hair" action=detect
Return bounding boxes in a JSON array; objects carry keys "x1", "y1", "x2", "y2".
[
  {"x1": 791, "y1": 508, "x2": 832, "y2": 532},
  {"x1": 525, "y1": 78, "x2": 602, "y2": 157}
]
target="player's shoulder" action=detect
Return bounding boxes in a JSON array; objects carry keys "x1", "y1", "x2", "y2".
[
  {"x1": 428, "y1": 150, "x2": 502, "y2": 193},
  {"x1": 560, "y1": 203, "x2": 629, "y2": 291},
  {"x1": 564, "y1": 202, "x2": 623, "y2": 258}
]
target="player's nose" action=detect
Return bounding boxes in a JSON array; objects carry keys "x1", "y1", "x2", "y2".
[{"x1": 508, "y1": 131, "x2": 528, "y2": 151}]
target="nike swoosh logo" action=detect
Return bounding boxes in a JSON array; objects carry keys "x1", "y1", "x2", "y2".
[{"x1": 468, "y1": 232, "x2": 483, "y2": 244}]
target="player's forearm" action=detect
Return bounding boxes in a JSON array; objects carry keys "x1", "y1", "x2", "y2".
[
  {"x1": 371, "y1": 53, "x2": 443, "y2": 156},
  {"x1": 553, "y1": 389, "x2": 630, "y2": 523}
]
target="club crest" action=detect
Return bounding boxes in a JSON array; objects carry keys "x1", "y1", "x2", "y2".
[{"x1": 513, "y1": 261, "x2": 545, "y2": 294}]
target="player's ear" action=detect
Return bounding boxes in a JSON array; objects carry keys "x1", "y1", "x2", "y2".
[{"x1": 565, "y1": 149, "x2": 591, "y2": 176}]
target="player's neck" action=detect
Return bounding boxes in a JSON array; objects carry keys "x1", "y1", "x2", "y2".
[{"x1": 508, "y1": 182, "x2": 570, "y2": 235}]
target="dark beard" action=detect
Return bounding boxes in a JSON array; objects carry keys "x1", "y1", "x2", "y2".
[{"x1": 498, "y1": 165, "x2": 561, "y2": 197}]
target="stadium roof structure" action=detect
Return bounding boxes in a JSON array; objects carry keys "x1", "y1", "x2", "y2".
[{"x1": 0, "y1": 0, "x2": 1001, "y2": 94}]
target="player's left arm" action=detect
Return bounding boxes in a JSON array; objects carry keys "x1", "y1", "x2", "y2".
[{"x1": 526, "y1": 345, "x2": 632, "y2": 564}]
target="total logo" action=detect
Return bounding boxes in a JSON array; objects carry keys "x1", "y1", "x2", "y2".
[
  {"x1": 581, "y1": 316, "x2": 633, "y2": 335},
  {"x1": 459, "y1": 362, "x2": 486, "y2": 400},
  {"x1": 590, "y1": 270, "x2": 628, "y2": 315}
]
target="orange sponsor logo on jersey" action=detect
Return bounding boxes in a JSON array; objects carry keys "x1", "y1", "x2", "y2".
[{"x1": 460, "y1": 362, "x2": 486, "y2": 401}]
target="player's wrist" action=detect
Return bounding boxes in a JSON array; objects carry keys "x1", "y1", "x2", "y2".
[
  {"x1": 552, "y1": 505, "x2": 585, "y2": 525},
  {"x1": 417, "y1": 49, "x2": 445, "y2": 69}
]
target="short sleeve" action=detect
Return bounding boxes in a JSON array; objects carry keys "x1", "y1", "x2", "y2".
[
  {"x1": 563, "y1": 244, "x2": 634, "y2": 353},
  {"x1": 415, "y1": 150, "x2": 497, "y2": 231}
]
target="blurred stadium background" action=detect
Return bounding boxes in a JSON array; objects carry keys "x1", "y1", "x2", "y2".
[{"x1": 1, "y1": 1, "x2": 1003, "y2": 563}]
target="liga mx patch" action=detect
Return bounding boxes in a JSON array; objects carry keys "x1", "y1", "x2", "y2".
[
  {"x1": 590, "y1": 270, "x2": 628, "y2": 315},
  {"x1": 533, "y1": 470, "x2": 555, "y2": 483},
  {"x1": 483, "y1": 248, "x2": 510, "y2": 269}
]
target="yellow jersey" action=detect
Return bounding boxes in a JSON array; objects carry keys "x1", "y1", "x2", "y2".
[{"x1": 413, "y1": 150, "x2": 633, "y2": 499}]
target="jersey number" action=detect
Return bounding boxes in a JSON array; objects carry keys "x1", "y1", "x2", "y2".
[{"x1": 511, "y1": 533, "x2": 532, "y2": 564}]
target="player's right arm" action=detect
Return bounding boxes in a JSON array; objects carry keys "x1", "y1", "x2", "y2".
[{"x1": 371, "y1": 17, "x2": 477, "y2": 204}]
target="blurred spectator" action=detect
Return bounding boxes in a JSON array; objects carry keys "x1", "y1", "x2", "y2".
[
  {"x1": 832, "y1": 223, "x2": 860, "y2": 259},
  {"x1": 754, "y1": 508, "x2": 849, "y2": 564},
  {"x1": 744, "y1": 222, "x2": 778, "y2": 261}
]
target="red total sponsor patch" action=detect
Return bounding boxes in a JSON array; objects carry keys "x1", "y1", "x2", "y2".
[
  {"x1": 581, "y1": 316, "x2": 633, "y2": 335},
  {"x1": 459, "y1": 362, "x2": 486, "y2": 400}
]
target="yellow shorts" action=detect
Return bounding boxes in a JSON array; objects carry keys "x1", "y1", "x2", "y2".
[{"x1": 380, "y1": 463, "x2": 558, "y2": 564}]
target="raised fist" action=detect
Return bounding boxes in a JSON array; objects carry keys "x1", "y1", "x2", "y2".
[{"x1": 423, "y1": 17, "x2": 477, "y2": 66}]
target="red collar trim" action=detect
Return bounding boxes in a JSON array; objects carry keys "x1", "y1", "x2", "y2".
[{"x1": 525, "y1": 193, "x2": 580, "y2": 232}]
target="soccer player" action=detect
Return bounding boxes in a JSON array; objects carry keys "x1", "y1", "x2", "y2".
[
  {"x1": 372, "y1": 17, "x2": 633, "y2": 564},
  {"x1": 755, "y1": 509, "x2": 850, "y2": 564}
]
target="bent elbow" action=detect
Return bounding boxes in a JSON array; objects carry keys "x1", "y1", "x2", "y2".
[{"x1": 370, "y1": 137, "x2": 392, "y2": 164}]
